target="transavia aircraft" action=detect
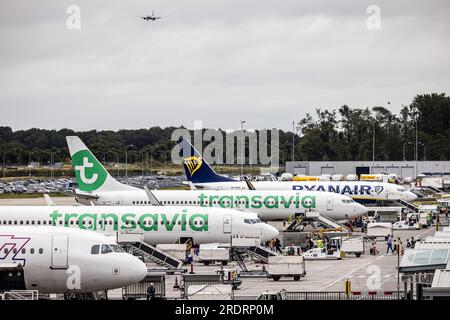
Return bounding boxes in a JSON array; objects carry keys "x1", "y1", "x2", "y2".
[
  {"x1": 0, "y1": 207, "x2": 279, "y2": 245},
  {"x1": 66, "y1": 136, "x2": 366, "y2": 221},
  {"x1": 0, "y1": 227, "x2": 147, "y2": 293},
  {"x1": 177, "y1": 138, "x2": 418, "y2": 203}
]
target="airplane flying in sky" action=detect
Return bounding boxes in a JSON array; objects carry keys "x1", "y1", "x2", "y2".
[
  {"x1": 65, "y1": 136, "x2": 366, "y2": 221},
  {"x1": 138, "y1": 10, "x2": 163, "y2": 21},
  {"x1": 177, "y1": 138, "x2": 418, "y2": 204},
  {"x1": 0, "y1": 226, "x2": 147, "y2": 293}
]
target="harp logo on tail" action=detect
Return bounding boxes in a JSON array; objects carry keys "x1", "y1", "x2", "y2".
[{"x1": 183, "y1": 156, "x2": 202, "y2": 176}]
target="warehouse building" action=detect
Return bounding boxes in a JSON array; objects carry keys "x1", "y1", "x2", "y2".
[{"x1": 285, "y1": 161, "x2": 450, "y2": 179}]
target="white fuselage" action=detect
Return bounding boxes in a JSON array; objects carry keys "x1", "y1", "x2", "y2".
[
  {"x1": 0, "y1": 206, "x2": 278, "y2": 245},
  {"x1": 0, "y1": 226, "x2": 147, "y2": 293},
  {"x1": 187, "y1": 181, "x2": 418, "y2": 202},
  {"x1": 76, "y1": 190, "x2": 367, "y2": 221}
]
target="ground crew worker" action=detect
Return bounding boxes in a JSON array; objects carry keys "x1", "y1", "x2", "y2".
[
  {"x1": 386, "y1": 234, "x2": 394, "y2": 254},
  {"x1": 147, "y1": 283, "x2": 156, "y2": 300}
]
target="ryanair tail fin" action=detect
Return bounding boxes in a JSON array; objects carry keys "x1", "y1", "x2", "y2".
[
  {"x1": 66, "y1": 136, "x2": 138, "y2": 193},
  {"x1": 178, "y1": 138, "x2": 236, "y2": 184}
]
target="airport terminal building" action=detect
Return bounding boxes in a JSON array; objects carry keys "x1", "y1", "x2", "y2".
[{"x1": 285, "y1": 161, "x2": 450, "y2": 178}]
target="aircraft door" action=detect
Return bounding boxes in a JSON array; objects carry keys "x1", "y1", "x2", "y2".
[
  {"x1": 223, "y1": 214, "x2": 232, "y2": 234},
  {"x1": 51, "y1": 235, "x2": 68, "y2": 268},
  {"x1": 326, "y1": 196, "x2": 333, "y2": 211}
]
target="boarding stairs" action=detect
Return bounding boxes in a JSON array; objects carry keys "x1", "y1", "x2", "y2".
[
  {"x1": 126, "y1": 242, "x2": 183, "y2": 270},
  {"x1": 427, "y1": 186, "x2": 444, "y2": 194},
  {"x1": 396, "y1": 199, "x2": 419, "y2": 213},
  {"x1": 117, "y1": 231, "x2": 183, "y2": 270},
  {"x1": 305, "y1": 212, "x2": 349, "y2": 230},
  {"x1": 63, "y1": 291, "x2": 106, "y2": 300},
  {"x1": 0, "y1": 290, "x2": 39, "y2": 300}
]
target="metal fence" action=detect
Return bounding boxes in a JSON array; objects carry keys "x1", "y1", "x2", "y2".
[{"x1": 285, "y1": 291, "x2": 405, "y2": 300}]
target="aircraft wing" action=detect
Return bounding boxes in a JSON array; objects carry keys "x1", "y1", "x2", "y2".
[
  {"x1": 62, "y1": 191, "x2": 100, "y2": 200},
  {"x1": 43, "y1": 194, "x2": 55, "y2": 206},
  {"x1": 244, "y1": 176, "x2": 256, "y2": 190},
  {"x1": 144, "y1": 186, "x2": 163, "y2": 206}
]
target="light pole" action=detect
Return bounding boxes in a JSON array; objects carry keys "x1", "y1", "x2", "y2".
[
  {"x1": 2, "y1": 151, "x2": 6, "y2": 178},
  {"x1": 140, "y1": 151, "x2": 144, "y2": 176},
  {"x1": 240, "y1": 120, "x2": 246, "y2": 177},
  {"x1": 125, "y1": 145, "x2": 134, "y2": 178},
  {"x1": 403, "y1": 142, "x2": 414, "y2": 161},
  {"x1": 372, "y1": 123, "x2": 375, "y2": 173},
  {"x1": 107, "y1": 151, "x2": 119, "y2": 177},
  {"x1": 292, "y1": 121, "x2": 295, "y2": 163},
  {"x1": 415, "y1": 118, "x2": 418, "y2": 178},
  {"x1": 419, "y1": 142, "x2": 426, "y2": 161}
]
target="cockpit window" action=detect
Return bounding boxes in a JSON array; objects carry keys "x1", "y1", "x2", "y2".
[
  {"x1": 91, "y1": 245, "x2": 100, "y2": 255},
  {"x1": 342, "y1": 199, "x2": 354, "y2": 204},
  {"x1": 110, "y1": 245, "x2": 125, "y2": 253},
  {"x1": 244, "y1": 218, "x2": 262, "y2": 224},
  {"x1": 101, "y1": 245, "x2": 113, "y2": 254}
]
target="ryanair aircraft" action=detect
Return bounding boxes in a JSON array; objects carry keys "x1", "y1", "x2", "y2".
[{"x1": 178, "y1": 138, "x2": 418, "y2": 203}]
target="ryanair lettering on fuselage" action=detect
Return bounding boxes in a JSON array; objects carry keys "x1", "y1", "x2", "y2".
[{"x1": 292, "y1": 184, "x2": 383, "y2": 196}]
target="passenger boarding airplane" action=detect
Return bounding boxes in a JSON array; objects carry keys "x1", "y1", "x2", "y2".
[
  {"x1": 0, "y1": 226, "x2": 147, "y2": 293},
  {"x1": 0, "y1": 206, "x2": 278, "y2": 245},
  {"x1": 177, "y1": 138, "x2": 418, "y2": 203},
  {"x1": 65, "y1": 136, "x2": 366, "y2": 221}
]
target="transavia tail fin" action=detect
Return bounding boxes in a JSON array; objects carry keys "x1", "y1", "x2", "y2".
[
  {"x1": 66, "y1": 136, "x2": 138, "y2": 193},
  {"x1": 178, "y1": 137, "x2": 236, "y2": 184}
]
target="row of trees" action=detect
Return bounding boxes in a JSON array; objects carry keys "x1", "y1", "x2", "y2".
[{"x1": 0, "y1": 93, "x2": 449, "y2": 167}]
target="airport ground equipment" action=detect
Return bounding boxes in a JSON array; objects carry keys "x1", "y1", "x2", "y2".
[
  {"x1": 181, "y1": 274, "x2": 223, "y2": 299},
  {"x1": 198, "y1": 243, "x2": 230, "y2": 266},
  {"x1": 63, "y1": 291, "x2": 107, "y2": 300},
  {"x1": 267, "y1": 255, "x2": 306, "y2": 281},
  {"x1": 117, "y1": 231, "x2": 184, "y2": 270},
  {"x1": 0, "y1": 290, "x2": 39, "y2": 300},
  {"x1": 256, "y1": 290, "x2": 287, "y2": 300},
  {"x1": 286, "y1": 211, "x2": 349, "y2": 232},
  {"x1": 330, "y1": 236, "x2": 364, "y2": 257},
  {"x1": 122, "y1": 273, "x2": 165, "y2": 300},
  {"x1": 156, "y1": 244, "x2": 188, "y2": 263},
  {"x1": 303, "y1": 247, "x2": 343, "y2": 260},
  {"x1": 230, "y1": 237, "x2": 278, "y2": 274},
  {"x1": 214, "y1": 268, "x2": 241, "y2": 289},
  {"x1": 366, "y1": 222, "x2": 393, "y2": 238},
  {"x1": 396, "y1": 199, "x2": 419, "y2": 213},
  {"x1": 187, "y1": 284, "x2": 233, "y2": 300},
  {"x1": 393, "y1": 220, "x2": 420, "y2": 230}
]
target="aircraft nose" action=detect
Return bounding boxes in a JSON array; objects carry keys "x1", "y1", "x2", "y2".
[
  {"x1": 355, "y1": 203, "x2": 368, "y2": 216},
  {"x1": 262, "y1": 223, "x2": 279, "y2": 242},
  {"x1": 128, "y1": 256, "x2": 148, "y2": 283},
  {"x1": 401, "y1": 191, "x2": 418, "y2": 202}
]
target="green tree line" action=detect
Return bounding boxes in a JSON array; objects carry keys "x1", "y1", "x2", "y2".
[{"x1": 0, "y1": 93, "x2": 449, "y2": 166}]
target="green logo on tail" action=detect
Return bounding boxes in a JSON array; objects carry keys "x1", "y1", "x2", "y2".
[{"x1": 72, "y1": 150, "x2": 107, "y2": 192}]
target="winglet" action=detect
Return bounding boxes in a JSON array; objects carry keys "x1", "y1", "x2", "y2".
[
  {"x1": 44, "y1": 194, "x2": 55, "y2": 206},
  {"x1": 144, "y1": 186, "x2": 163, "y2": 206},
  {"x1": 244, "y1": 176, "x2": 256, "y2": 190},
  {"x1": 188, "y1": 181, "x2": 197, "y2": 190}
]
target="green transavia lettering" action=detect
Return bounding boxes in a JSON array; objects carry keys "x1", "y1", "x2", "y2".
[
  {"x1": 197, "y1": 193, "x2": 316, "y2": 210},
  {"x1": 49, "y1": 210, "x2": 208, "y2": 232}
]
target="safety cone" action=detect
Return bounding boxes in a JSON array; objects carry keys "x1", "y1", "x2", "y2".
[{"x1": 173, "y1": 277, "x2": 180, "y2": 290}]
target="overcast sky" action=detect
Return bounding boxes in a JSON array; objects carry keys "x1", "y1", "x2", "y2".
[{"x1": 1, "y1": 0, "x2": 449, "y2": 132}]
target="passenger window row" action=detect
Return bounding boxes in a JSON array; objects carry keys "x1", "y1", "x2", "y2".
[
  {"x1": 0, "y1": 219, "x2": 207, "y2": 227},
  {"x1": 131, "y1": 200, "x2": 300, "y2": 205},
  {"x1": 4, "y1": 247, "x2": 43, "y2": 254}
]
